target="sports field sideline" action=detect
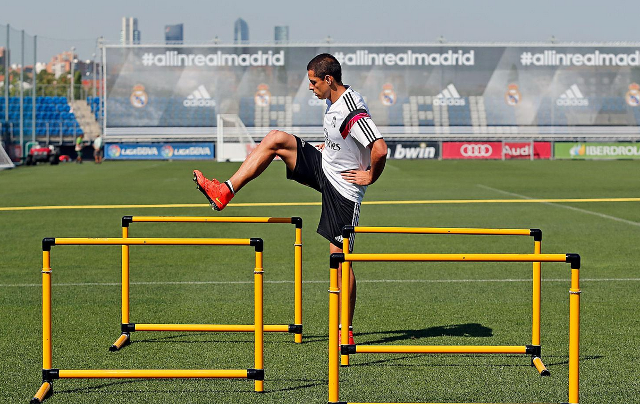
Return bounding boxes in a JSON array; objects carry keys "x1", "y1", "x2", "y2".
[{"x1": 1, "y1": 159, "x2": 639, "y2": 403}]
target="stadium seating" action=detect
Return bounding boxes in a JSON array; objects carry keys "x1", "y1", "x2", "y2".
[{"x1": 0, "y1": 96, "x2": 83, "y2": 137}]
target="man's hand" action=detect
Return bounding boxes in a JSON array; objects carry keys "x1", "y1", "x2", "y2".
[
  {"x1": 341, "y1": 169, "x2": 373, "y2": 185},
  {"x1": 315, "y1": 143, "x2": 325, "y2": 151}
]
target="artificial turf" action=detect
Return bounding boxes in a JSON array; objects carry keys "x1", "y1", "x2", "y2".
[{"x1": 1, "y1": 159, "x2": 639, "y2": 403}]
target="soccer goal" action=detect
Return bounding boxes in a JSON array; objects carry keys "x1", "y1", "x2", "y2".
[
  {"x1": 0, "y1": 142, "x2": 15, "y2": 170},
  {"x1": 216, "y1": 114, "x2": 257, "y2": 162}
]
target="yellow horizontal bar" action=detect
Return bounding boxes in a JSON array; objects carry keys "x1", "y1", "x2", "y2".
[
  {"x1": 131, "y1": 216, "x2": 292, "y2": 224},
  {"x1": 3, "y1": 196, "x2": 638, "y2": 212},
  {"x1": 135, "y1": 324, "x2": 289, "y2": 332},
  {"x1": 53, "y1": 238, "x2": 252, "y2": 246},
  {"x1": 355, "y1": 345, "x2": 528, "y2": 354},
  {"x1": 58, "y1": 369, "x2": 249, "y2": 378},
  {"x1": 343, "y1": 253, "x2": 565, "y2": 263},
  {"x1": 353, "y1": 227, "x2": 531, "y2": 236}
]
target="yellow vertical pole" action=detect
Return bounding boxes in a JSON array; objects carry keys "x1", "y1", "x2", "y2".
[
  {"x1": 568, "y1": 266, "x2": 580, "y2": 403},
  {"x1": 254, "y1": 250, "x2": 264, "y2": 392},
  {"x1": 122, "y1": 226, "x2": 130, "y2": 324},
  {"x1": 340, "y1": 237, "x2": 350, "y2": 366},
  {"x1": 532, "y1": 240, "x2": 541, "y2": 346},
  {"x1": 328, "y1": 261, "x2": 340, "y2": 403},
  {"x1": 42, "y1": 250, "x2": 52, "y2": 370},
  {"x1": 294, "y1": 227, "x2": 303, "y2": 343}
]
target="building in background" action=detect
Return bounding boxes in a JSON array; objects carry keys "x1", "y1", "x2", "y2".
[
  {"x1": 0, "y1": 47, "x2": 6, "y2": 69},
  {"x1": 274, "y1": 26, "x2": 289, "y2": 43},
  {"x1": 46, "y1": 51, "x2": 75, "y2": 78},
  {"x1": 165, "y1": 23, "x2": 184, "y2": 44},
  {"x1": 234, "y1": 18, "x2": 249, "y2": 44},
  {"x1": 121, "y1": 17, "x2": 141, "y2": 45}
]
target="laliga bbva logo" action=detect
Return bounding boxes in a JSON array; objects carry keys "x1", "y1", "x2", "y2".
[
  {"x1": 556, "y1": 84, "x2": 588, "y2": 106},
  {"x1": 570, "y1": 144, "x2": 586, "y2": 157},
  {"x1": 161, "y1": 145, "x2": 174, "y2": 158},
  {"x1": 107, "y1": 144, "x2": 121, "y2": 158},
  {"x1": 433, "y1": 84, "x2": 465, "y2": 106},
  {"x1": 183, "y1": 85, "x2": 216, "y2": 107}
]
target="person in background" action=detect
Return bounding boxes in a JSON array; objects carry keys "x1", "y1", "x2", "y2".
[
  {"x1": 93, "y1": 134, "x2": 103, "y2": 164},
  {"x1": 75, "y1": 133, "x2": 84, "y2": 163}
]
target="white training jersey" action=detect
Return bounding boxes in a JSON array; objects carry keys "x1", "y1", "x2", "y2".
[{"x1": 321, "y1": 86, "x2": 383, "y2": 203}]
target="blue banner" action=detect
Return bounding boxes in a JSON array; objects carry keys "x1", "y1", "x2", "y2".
[{"x1": 105, "y1": 143, "x2": 214, "y2": 160}]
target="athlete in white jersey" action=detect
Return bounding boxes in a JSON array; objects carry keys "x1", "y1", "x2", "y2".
[
  {"x1": 322, "y1": 86, "x2": 382, "y2": 203},
  {"x1": 193, "y1": 54, "x2": 388, "y2": 342}
]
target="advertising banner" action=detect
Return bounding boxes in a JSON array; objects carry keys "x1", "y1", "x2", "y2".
[
  {"x1": 386, "y1": 141, "x2": 439, "y2": 159},
  {"x1": 106, "y1": 143, "x2": 214, "y2": 160},
  {"x1": 105, "y1": 45, "x2": 640, "y2": 133},
  {"x1": 554, "y1": 142, "x2": 640, "y2": 159},
  {"x1": 442, "y1": 142, "x2": 502, "y2": 159},
  {"x1": 503, "y1": 142, "x2": 552, "y2": 159}
]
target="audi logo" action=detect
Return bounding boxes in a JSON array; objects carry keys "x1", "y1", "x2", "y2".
[{"x1": 460, "y1": 144, "x2": 493, "y2": 157}]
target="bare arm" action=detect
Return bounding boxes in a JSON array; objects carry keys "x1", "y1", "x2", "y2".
[{"x1": 340, "y1": 139, "x2": 387, "y2": 186}]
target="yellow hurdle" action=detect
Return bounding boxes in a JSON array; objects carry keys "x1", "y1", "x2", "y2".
[
  {"x1": 340, "y1": 226, "x2": 545, "y2": 372},
  {"x1": 328, "y1": 251, "x2": 581, "y2": 404},
  {"x1": 32, "y1": 237, "x2": 265, "y2": 404},
  {"x1": 112, "y1": 216, "x2": 303, "y2": 349}
]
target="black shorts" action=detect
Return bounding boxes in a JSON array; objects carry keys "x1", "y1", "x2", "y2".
[{"x1": 286, "y1": 135, "x2": 360, "y2": 250}]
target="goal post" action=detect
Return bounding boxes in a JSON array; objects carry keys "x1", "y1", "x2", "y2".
[
  {"x1": 0, "y1": 141, "x2": 15, "y2": 170},
  {"x1": 216, "y1": 114, "x2": 257, "y2": 162}
]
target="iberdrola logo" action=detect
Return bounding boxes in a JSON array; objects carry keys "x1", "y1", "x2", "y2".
[{"x1": 569, "y1": 144, "x2": 586, "y2": 157}]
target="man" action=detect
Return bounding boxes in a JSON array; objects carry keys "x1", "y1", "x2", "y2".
[
  {"x1": 93, "y1": 134, "x2": 103, "y2": 164},
  {"x1": 74, "y1": 133, "x2": 84, "y2": 163},
  {"x1": 193, "y1": 53, "x2": 387, "y2": 344}
]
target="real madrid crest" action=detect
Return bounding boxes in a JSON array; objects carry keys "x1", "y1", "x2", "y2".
[
  {"x1": 626, "y1": 83, "x2": 640, "y2": 107},
  {"x1": 255, "y1": 84, "x2": 271, "y2": 107},
  {"x1": 379, "y1": 83, "x2": 396, "y2": 106},
  {"x1": 505, "y1": 84, "x2": 521, "y2": 106},
  {"x1": 130, "y1": 84, "x2": 148, "y2": 108}
]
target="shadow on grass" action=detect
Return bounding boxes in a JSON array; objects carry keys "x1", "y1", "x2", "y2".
[
  {"x1": 51, "y1": 377, "x2": 324, "y2": 396},
  {"x1": 358, "y1": 323, "x2": 493, "y2": 344},
  {"x1": 349, "y1": 353, "x2": 603, "y2": 369}
]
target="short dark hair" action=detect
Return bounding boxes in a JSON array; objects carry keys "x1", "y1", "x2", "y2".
[{"x1": 307, "y1": 53, "x2": 342, "y2": 83}]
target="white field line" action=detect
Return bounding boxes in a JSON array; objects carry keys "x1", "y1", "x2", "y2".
[
  {"x1": 1, "y1": 278, "x2": 638, "y2": 288},
  {"x1": 477, "y1": 184, "x2": 640, "y2": 227}
]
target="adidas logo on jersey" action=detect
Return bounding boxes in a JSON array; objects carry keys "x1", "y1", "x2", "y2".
[
  {"x1": 183, "y1": 85, "x2": 216, "y2": 107},
  {"x1": 433, "y1": 84, "x2": 466, "y2": 106},
  {"x1": 556, "y1": 84, "x2": 588, "y2": 106}
]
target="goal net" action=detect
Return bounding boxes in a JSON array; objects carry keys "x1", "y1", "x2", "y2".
[
  {"x1": 0, "y1": 142, "x2": 15, "y2": 170},
  {"x1": 216, "y1": 114, "x2": 257, "y2": 162}
]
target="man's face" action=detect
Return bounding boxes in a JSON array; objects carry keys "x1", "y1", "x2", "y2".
[{"x1": 308, "y1": 70, "x2": 331, "y2": 100}]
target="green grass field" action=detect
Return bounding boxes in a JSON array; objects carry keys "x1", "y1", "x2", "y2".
[{"x1": 1, "y1": 159, "x2": 639, "y2": 403}]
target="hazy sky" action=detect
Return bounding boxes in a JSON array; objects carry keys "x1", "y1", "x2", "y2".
[{"x1": 2, "y1": 0, "x2": 639, "y2": 63}]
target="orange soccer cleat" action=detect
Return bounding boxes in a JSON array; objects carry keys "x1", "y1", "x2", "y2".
[{"x1": 193, "y1": 170, "x2": 234, "y2": 211}]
